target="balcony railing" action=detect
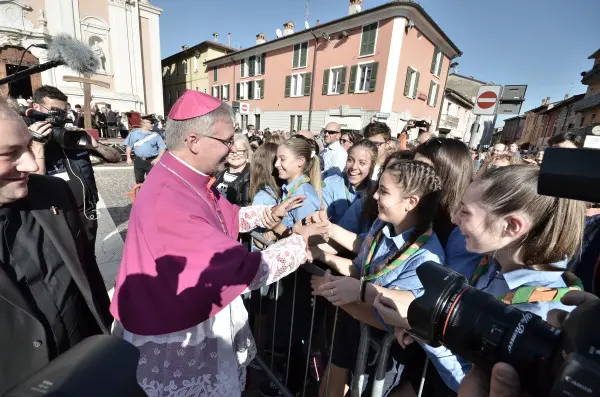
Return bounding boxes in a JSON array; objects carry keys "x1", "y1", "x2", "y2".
[{"x1": 439, "y1": 114, "x2": 460, "y2": 129}]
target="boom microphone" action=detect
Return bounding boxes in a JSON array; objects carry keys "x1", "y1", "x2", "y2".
[{"x1": 0, "y1": 34, "x2": 99, "y2": 86}]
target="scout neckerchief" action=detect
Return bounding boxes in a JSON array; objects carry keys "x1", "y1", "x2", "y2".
[
  {"x1": 469, "y1": 255, "x2": 584, "y2": 304},
  {"x1": 343, "y1": 175, "x2": 353, "y2": 206},
  {"x1": 362, "y1": 225, "x2": 433, "y2": 281},
  {"x1": 283, "y1": 176, "x2": 310, "y2": 202}
]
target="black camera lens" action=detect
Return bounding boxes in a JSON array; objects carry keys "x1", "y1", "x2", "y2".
[{"x1": 408, "y1": 262, "x2": 562, "y2": 397}]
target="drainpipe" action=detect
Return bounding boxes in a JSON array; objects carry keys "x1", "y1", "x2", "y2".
[
  {"x1": 308, "y1": 31, "x2": 320, "y2": 131},
  {"x1": 229, "y1": 55, "x2": 237, "y2": 121},
  {"x1": 435, "y1": 61, "x2": 459, "y2": 134}
]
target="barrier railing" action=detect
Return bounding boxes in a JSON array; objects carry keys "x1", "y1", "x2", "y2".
[{"x1": 247, "y1": 231, "x2": 399, "y2": 397}]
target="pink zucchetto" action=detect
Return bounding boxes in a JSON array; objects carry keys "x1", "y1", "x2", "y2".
[{"x1": 168, "y1": 90, "x2": 222, "y2": 121}]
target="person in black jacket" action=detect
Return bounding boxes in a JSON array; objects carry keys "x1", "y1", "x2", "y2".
[
  {"x1": 0, "y1": 101, "x2": 112, "y2": 394},
  {"x1": 215, "y1": 133, "x2": 252, "y2": 207}
]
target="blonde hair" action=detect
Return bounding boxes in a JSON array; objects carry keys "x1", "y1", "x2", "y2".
[
  {"x1": 477, "y1": 153, "x2": 522, "y2": 175},
  {"x1": 233, "y1": 133, "x2": 252, "y2": 159},
  {"x1": 282, "y1": 137, "x2": 322, "y2": 200},
  {"x1": 476, "y1": 165, "x2": 585, "y2": 269}
]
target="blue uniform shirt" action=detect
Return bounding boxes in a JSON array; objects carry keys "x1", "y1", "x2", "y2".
[
  {"x1": 337, "y1": 198, "x2": 373, "y2": 236},
  {"x1": 354, "y1": 220, "x2": 469, "y2": 392},
  {"x1": 125, "y1": 128, "x2": 167, "y2": 158},
  {"x1": 445, "y1": 226, "x2": 484, "y2": 279},
  {"x1": 352, "y1": 219, "x2": 445, "y2": 296},
  {"x1": 322, "y1": 172, "x2": 368, "y2": 224},
  {"x1": 280, "y1": 175, "x2": 321, "y2": 228},
  {"x1": 251, "y1": 186, "x2": 279, "y2": 252}
]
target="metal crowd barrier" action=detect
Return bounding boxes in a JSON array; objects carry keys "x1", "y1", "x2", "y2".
[{"x1": 247, "y1": 231, "x2": 398, "y2": 397}]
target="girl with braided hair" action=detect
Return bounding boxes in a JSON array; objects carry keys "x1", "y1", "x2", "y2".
[{"x1": 310, "y1": 160, "x2": 447, "y2": 397}]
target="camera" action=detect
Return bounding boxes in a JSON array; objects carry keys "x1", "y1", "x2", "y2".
[
  {"x1": 21, "y1": 107, "x2": 93, "y2": 149},
  {"x1": 407, "y1": 261, "x2": 600, "y2": 397}
]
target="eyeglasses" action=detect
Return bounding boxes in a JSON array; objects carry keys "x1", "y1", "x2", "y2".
[
  {"x1": 324, "y1": 130, "x2": 340, "y2": 135},
  {"x1": 206, "y1": 136, "x2": 235, "y2": 149},
  {"x1": 340, "y1": 138, "x2": 353, "y2": 145},
  {"x1": 229, "y1": 149, "x2": 247, "y2": 156},
  {"x1": 371, "y1": 140, "x2": 388, "y2": 148}
]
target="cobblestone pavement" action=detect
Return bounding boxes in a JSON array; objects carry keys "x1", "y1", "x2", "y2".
[{"x1": 93, "y1": 165, "x2": 136, "y2": 289}]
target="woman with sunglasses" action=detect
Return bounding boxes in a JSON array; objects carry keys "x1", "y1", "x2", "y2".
[
  {"x1": 215, "y1": 133, "x2": 252, "y2": 207},
  {"x1": 340, "y1": 131, "x2": 360, "y2": 151}
]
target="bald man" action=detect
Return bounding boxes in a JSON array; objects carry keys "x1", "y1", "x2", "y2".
[
  {"x1": 417, "y1": 131, "x2": 434, "y2": 145},
  {"x1": 492, "y1": 143, "x2": 507, "y2": 156},
  {"x1": 0, "y1": 102, "x2": 111, "y2": 393},
  {"x1": 320, "y1": 122, "x2": 347, "y2": 175}
]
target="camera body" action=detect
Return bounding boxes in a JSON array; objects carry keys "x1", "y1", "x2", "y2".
[
  {"x1": 21, "y1": 107, "x2": 93, "y2": 149},
  {"x1": 407, "y1": 262, "x2": 600, "y2": 397}
]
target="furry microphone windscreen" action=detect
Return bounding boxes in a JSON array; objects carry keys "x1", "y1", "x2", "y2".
[{"x1": 47, "y1": 34, "x2": 100, "y2": 76}]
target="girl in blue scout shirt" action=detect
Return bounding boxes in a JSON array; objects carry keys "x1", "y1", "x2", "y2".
[
  {"x1": 373, "y1": 164, "x2": 586, "y2": 396},
  {"x1": 337, "y1": 150, "x2": 414, "y2": 235},
  {"x1": 322, "y1": 139, "x2": 378, "y2": 224},
  {"x1": 309, "y1": 160, "x2": 445, "y2": 397},
  {"x1": 274, "y1": 136, "x2": 322, "y2": 231},
  {"x1": 249, "y1": 142, "x2": 282, "y2": 250}
]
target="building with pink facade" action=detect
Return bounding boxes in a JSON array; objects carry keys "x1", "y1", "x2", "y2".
[{"x1": 205, "y1": 1, "x2": 461, "y2": 137}]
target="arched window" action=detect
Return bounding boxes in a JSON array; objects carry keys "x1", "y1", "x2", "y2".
[{"x1": 182, "y1": 60, "x2": 188, "y2": 75}]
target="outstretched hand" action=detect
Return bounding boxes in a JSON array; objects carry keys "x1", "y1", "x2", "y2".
[
  {"x1": 373, "y1": 293, "x2": 410, "y2": 329},
  {"x1": 312, "y1": 275, "x2": 360, "y2": 306},
  {"x1": 271, "y1": 196, "x2": 306, "y2": 221}
]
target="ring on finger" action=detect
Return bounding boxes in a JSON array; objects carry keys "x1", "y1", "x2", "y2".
[{"x1": 330, "y1": 288, "x2": 335, "y2": 297}]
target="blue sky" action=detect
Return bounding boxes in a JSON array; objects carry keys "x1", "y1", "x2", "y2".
[{"x1": 153, "y1": 0, "x2": 600, "y2": 126}]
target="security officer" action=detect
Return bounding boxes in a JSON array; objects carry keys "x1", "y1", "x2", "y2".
[{"x1": 125, "y1": 114, "x2": 167, "y2": 183}]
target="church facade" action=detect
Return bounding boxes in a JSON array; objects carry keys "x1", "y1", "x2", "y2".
[{"x1": 0, "y1": 0, "x2": 164, "y2": 116}]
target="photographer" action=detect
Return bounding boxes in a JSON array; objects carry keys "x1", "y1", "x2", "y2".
[
  {"x1": 0, "y1": 100, "x2": 111, "y2": 394},
  {"x1": 28, "y1": 86, "x2": 120, "y2": 249}
]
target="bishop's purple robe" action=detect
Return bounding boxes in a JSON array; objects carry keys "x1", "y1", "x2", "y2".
[{"x1": 110, "y1": 152, "x2": 308, "y2": 396}]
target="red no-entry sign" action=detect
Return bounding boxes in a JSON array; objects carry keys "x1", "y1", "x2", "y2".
[
  {"x1": 477, "y1": 91, "x2": 498, "y2": 109},
  {"x1": 473, "y1": 85, "x2": 502, "y2": 116}
]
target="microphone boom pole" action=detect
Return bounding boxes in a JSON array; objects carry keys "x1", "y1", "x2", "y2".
[{"x1": 0, "y1": 60, "x2": 63, "y2": 86}]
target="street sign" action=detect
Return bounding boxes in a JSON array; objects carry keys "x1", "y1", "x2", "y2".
[
  {"x1": 501, "y1": 85, "x2": 527, "y2": 101},
  {"x1": 473, "y1": 85, "x2": 502, "y2": 115},
  {"x1": 240, "y1": 103, "x2": 250, "y2": 115},
  {"x1": 497, "y1": 102, "x2": 523, "y2": 115}
]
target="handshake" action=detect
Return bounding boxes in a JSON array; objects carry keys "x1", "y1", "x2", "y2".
[{"x1": 261, "y1": 197, "x2": 331, "y2": 249}]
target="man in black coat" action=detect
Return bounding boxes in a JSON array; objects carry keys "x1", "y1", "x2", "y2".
[{"x1": 0, "y1": 101, "x2": 112, "y2": 394}]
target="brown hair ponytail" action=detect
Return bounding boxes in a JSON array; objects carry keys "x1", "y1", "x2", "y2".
[{"x1": 282, "y1": 137, "x2": 322, "y2": 201}]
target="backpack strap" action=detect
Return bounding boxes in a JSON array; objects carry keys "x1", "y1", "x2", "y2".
[{"x1": 499, "y1": 271, "x2": 583, "y2": 304}]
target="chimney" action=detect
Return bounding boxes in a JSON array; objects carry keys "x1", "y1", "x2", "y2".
[
  {"x1": 228, "y1": 32, "x2": 231, "y2": 47},
  {"x1": 349, "y1": 0, "x2": 363, "y2": 15},
  {"x1": 283, "y1": 21, "x2": 295, "y2": 36},
  {"x1": 564, "y1": 93, "x2": 569, "y2": 100},
  {"x1": 181, "y1": 45, "x2": 189, "y2": 51},
  {"x1": 316, "y1": 19, "x2": 320, "y2": 26},
  {"x1": 213, "y1": 32, "x2": 219, "y2": 42},
  {"x1": 256, "y1": 33, "x2": 266, "y2": 45},
  {"x1": 546, "y1": 96, "x2": 551, "y2": 105}
]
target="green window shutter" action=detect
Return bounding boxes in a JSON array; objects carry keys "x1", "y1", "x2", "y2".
[
  {"x1": 348, "y1": 65, "x2": 357, "y2": 94},
  {"x1": 259, "y1": 80, "x2": 264, "y2": 99},
  {"x1": 433, "y1": 83, "x2": 439, "y2": 107},
  {"x1": 285, "y1": 75, "x2": 291, "y2": 97},
  {"x1": 360, "y1": 23, "x2": 377, "y2": 56},
  {"x1": 300, "y1": 42, "x2": 308, "y2": 67},
  {"x1": 428, "y1": 81, "x2": 434, "y2": 105},
  {"x1": 213, "y1": 67, "x2": 217, "y2": 82},
  {"x1": 236, "y1": 82, "x2": 240, "y2": 100},
  {"x1": 293, "y1": 45, "x2": 300, "y2": 68},
  {"x1": 436, "y1": 54, "x2": 443, "y2": 76},
  {"x1": 322, "y1": 69, "x2": 330, "y2": 95},
  {"x1": 261, "y1": 53, "x2": 266, "y2": 74},
  {"x1": 303, "y1": 72, "x2": 312, "y2": 96},
  {"x1": 368, "y1": 62, "x2": 379, "y2": 92},
  {"x1": 216, "y1": 85, "x2": 220, "y2": 99},
  {"x1": 226, "y1": 85, "x2": 230, "y2": 100},
  {"x1": 249, "y1": 56, "x2": 256, "y2": 76},
  {"x1": 404, "y1": 67, "x2": 412, "y2": 97},
  {"x1": 248, "y1": 81, "x2": 254, "y2": 99},
  {"x1": 430, "y1": 48, "x2": 439, "y2": 74},
  {"x1": 413, "y1": 71, "x2": 420, "y2": 98},
  {"x1": 241, "y1": 60, "x2": 245, "y2": 77},
  {"x1": 339, "y1": 67, "x2": 347, "y2": 94}
]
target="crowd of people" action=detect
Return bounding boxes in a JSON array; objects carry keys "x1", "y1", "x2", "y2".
[{"x1": 0, "y1": 87, "x2": 597, "y2": 397}]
